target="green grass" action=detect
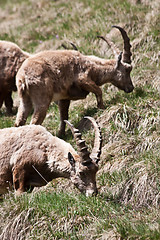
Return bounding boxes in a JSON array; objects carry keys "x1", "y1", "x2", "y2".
[
  {"x1": 0, "y1": 0, "x2": 160, "y2": 239},
  {"x1": 1, "y1": 189, "x2": 160, "y2": 239},
  {"x1": 0, "y1": 113, "x2": 15, "y2": 128}
]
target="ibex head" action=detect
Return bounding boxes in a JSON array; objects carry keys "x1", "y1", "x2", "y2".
[
  {"x1": 65, "y1": 117, "x2": 102, "y2": 196},
  {"x1": 98, "y1": 25, "x2": 134, "y2": 93}
]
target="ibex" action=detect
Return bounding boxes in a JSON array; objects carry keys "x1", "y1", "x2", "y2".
[
  {"x1": 0, "y1": 117, "x2": 102, "y2": 196},
  {"x1": 0, "y1": 40, "x2": 30, "y2": 114},
  {"x1": 15, "y1": 26, "x2": 134, "y2": 136},
  {"x1": 0, "y1": 40, "x2": 74, "y2": 115}
]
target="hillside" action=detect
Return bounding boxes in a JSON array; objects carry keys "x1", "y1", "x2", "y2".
[{"x1": 0, "y1": 0, "x2": 160, "y2": 239}]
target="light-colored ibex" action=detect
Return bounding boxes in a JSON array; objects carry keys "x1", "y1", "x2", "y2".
[
  {"x1": 15, "y1": 26, "x2": 134, "y2": 136},
  {"x1": 0, "y1": 40, "x2": 30, "y2": 114},
  {"x1": 0, "y1": 117, "x2": 102, "y2": 196}
]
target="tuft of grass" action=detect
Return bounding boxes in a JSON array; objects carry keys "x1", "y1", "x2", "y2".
[
  {"x1": 99, "y1": 149, "x2": 160, "y2": 208},
  {"x1": 0, "y1": 113, "x2": 15, "y2": 128},
  {"x1": 1, "y1": 189, "x2": 160, "y2": 239}
]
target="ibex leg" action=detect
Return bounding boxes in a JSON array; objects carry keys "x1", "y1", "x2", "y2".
[
  {"x1": 77, "y1": 78, "x2": 105, "y2": 109},
  {"x1": 15, "y1": 94, "x2": 32, "y2": 126},
  {"x1": 12, "y1": 166, "x2": 26, "y2": 195},
  {"x1": 58, "y1": 99, "x2": 70, "y2": 137},
  {"x1": 0, "y1": 93, "x2": 4, "y2": 109},
  {"x1": 4, "y1": 91, "x2": 13, "y2": 114}
]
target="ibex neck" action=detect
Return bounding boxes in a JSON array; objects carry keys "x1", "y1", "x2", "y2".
[
  {"x1": 47, "y1": 158, "x2": 71, "y2": 180},
  {"x1": 89, "y1": 59, "x2": 116, "y2": 85}
]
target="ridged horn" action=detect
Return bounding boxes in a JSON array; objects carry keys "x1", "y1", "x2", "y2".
[
  {"x1": 97, "y1": 35, "x2": 120, "y2": 58},
  {"x1": 112, "y1": 25, "x2": 132, "y2": 64},
  {"x1": 84, "y1": 117, "x2": 102, "y2": 163},
  {"x1": 64, "y1": 120, "x2": 91, "y2": 164}
]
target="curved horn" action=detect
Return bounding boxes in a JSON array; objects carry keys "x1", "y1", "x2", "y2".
[
  {"x1": 112, "y1": 25, "x2": 132, "y2": 64},
  {"x1": 84, "y1": 117, "x2": 102, "y2": 163},
  {"x1": 61, "y1": 43, "x2": 67, "y2": 49},
  {"x1": 61, "y1": 42, "x2": 78, "y2": 51},
  {"x1": 69, "y1": 42, "x2": 78, "y2": 51},
  {"x1": 97, "y1": 35, "x2": 120, "y2": 58},
  {"x1": 64, "y1": 120, "x2": 91, "y2": 164}
]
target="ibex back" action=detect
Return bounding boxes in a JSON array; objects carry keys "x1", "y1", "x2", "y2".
[{"x1": 15, "y1": 26, "x2": 134, "y2": 136}]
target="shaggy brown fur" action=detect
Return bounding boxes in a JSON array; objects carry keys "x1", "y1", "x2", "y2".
[
  {"x1": 0, "y1": 40, "x2": 30, "y2": 114},
  {"x1": 15, "y1": 26, "x2": 134, "y2": 136}
]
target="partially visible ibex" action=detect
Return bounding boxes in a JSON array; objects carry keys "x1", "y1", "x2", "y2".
[
  {"x1": 0, "y1": 117, "x2": 102, "y2": 196},
  {"x1": 0, "y1": 40, "x2": 30, "y2": 114},
  {"x1": 15, "y1": 26, "x2": 134, "y2": 136}
]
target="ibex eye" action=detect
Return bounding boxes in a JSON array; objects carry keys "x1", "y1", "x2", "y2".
[
  {"x1": 82, "y1": 161, "x2": 92, "y2": 166},
  {"x1": 80, "y1": 172, "x2": 86, "y2": 177}
]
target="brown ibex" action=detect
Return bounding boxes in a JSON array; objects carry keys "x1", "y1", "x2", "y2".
[
  {"x1": 15, "y1": 26, "x2": 134, "y2": 136},
  {"x1": 0, "y1": 40, "x2": 74, "y2": 115},
  {"x1": 0, "y1": 117, "x2": 102, "y2": 196},
  {"x1": 0, "y1": 40, "x2": 30, "y2": 114}
]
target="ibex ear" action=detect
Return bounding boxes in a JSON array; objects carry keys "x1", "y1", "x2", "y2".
[
  {"x1": 68, "y1": 152, "x2": 75, "y2": 168},
  {"x1": 115, "y1": 51, "x2": 122, "y2": 69}
]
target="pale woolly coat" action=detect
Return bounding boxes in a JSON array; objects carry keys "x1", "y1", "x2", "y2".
[{"x1": 0, "y1": 125, "x2": 98, "y2": 196}]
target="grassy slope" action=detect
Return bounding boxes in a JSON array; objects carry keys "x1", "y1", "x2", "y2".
[{"x1": 0, "y1": 0, "x2": 160, "y2": 239}]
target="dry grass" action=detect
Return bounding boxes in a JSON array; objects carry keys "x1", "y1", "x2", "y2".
[{"x1": 0, "y1": 0, "x2": 160, "y2": 239}]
